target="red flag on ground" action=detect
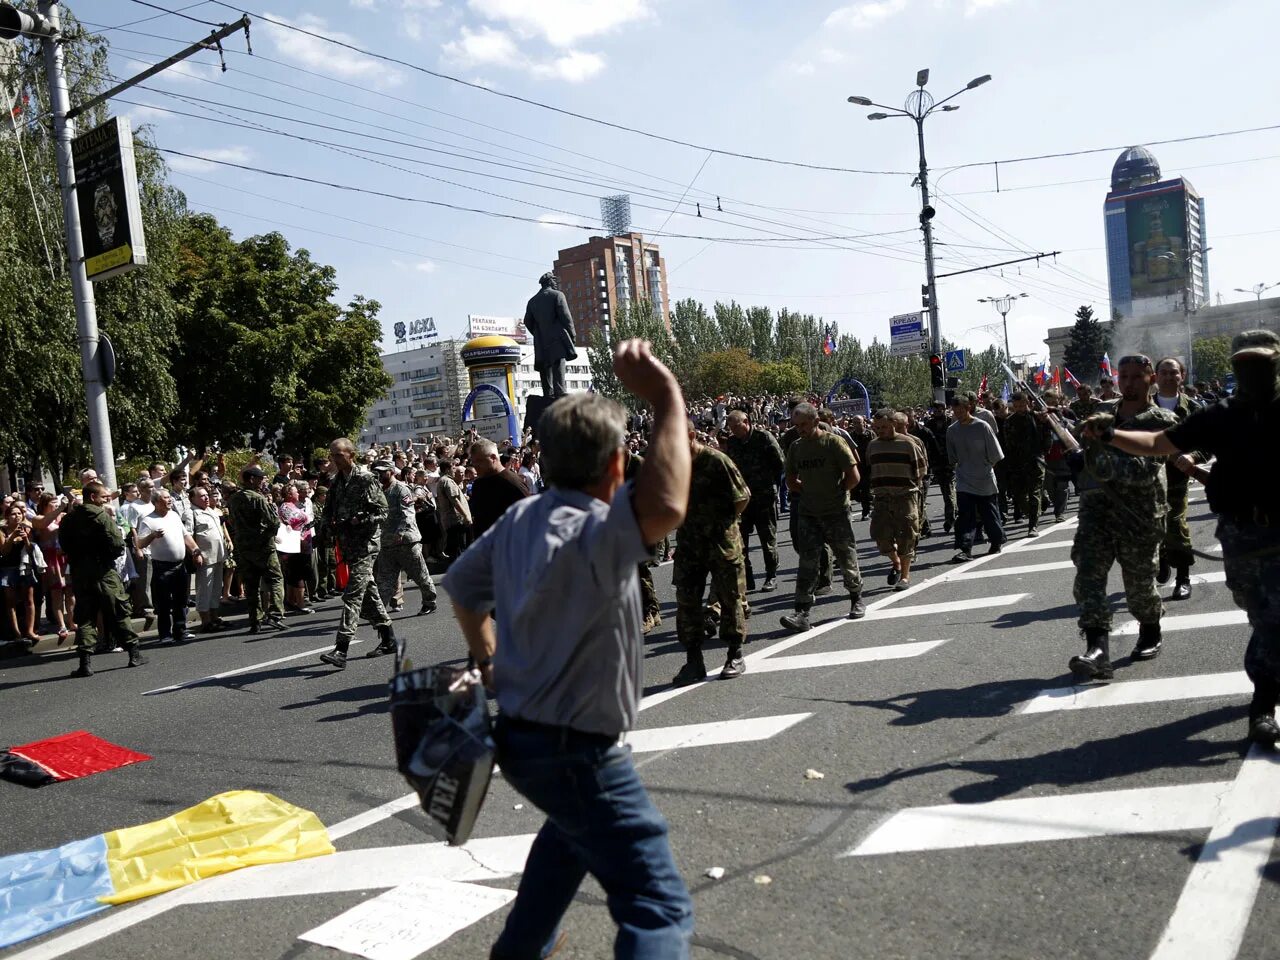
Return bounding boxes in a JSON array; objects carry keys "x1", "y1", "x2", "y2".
[{"x1": 6, "y1": 731, "x2": 151, "y2": 783}]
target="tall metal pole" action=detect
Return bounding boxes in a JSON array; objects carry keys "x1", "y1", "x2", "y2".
[
  {"x1": 39, "y1": 0, "x2": 117, "y2": 489},
  {"x1": 916, "y1": 117, "x2": 940, "y2": 362}
]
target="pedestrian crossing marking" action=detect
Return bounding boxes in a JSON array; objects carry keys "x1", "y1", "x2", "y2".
[
  {"x1": 1115, "y1": 610, "x2": 1248, "y2": 636},
  {"x1": 845, "y1": 781, "x2": 1227, "y2": 856},
  {"x1": 1016, "y1": 540, "x2": 1075, "y2": 552},
  {"x1": 751, "y1": 640, "x2": 949, "y2": 674},
  {"x1": 628, "y1": 712, "x2": 811, "y2": 753},
  {"x1": 950, "y1": 560, "x2": 1075, "y2": 580},
  {"x1": 1019, "y1": 671, "x2": 1251, "y2": 714},
  {"x1": 1151, "y1": 746, "x2": 1280, "y2": 960},
  {"x1": 142, "y1": 640, "x2": 369, "y2": 696},
  {"x1": 864, "y1": 594, "x2": 1029, "y2": 621}
]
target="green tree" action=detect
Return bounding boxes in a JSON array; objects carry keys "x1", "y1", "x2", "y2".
[
  {"x1": 695, "y1": 348, "x2": 762, "y2": 397},
  {"x1": 1062, "y1": 305, "x2": 1112, "y2": 386},
  {"x1": 757, "y1": 359, "x2": 808, "y2": 396},
  {"x1": 1192, "y1": 335, "x2": 1233, "y2": 382},
  {"x1": 585, "y1": 299, "x2": 672, "y2": 407}
]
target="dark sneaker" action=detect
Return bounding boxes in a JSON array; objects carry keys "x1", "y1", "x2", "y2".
[
  {"x1": 672, "y1": 661, "x2": 708, "y2": 687},
  {"x1": 951, "y1": 551, "x2": 973, "y2": 564},
  {"x1": 781, "y1": 611, "x2": 811, "y2": 633},
  {"x1": 156, "y1": 635, "x2": 176, "y2": 646},
  {"x1": 887, "y1": 566, "x2": 900, "y2": 586},
  {"x1": 719, "y1": 657, "x2": 746, "y2": 680},
  {"x1": 320, "y1": 649, "x2": 347, "y2": 669},
  {"x1": 260, "y1": 618, "x2": 286, "y2": 632},
  {"x1": 987, "y1": 542, "x2": 1003, "y2": 556},
  {"x1": 814, "y1": 584, "x2": 833, "y2": 596},
  {"x1": 893, "y1": 579, "x2": 911, "y2": 592},
  {"x1": 761, "y1": 577, "x2": 777, "y2": 592}
]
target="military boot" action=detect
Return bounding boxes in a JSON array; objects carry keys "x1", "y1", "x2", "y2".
[
  {"x1": 1069, "y1": 628, "x2": 1113, "y2": 681},
  {"x1": 320, "y1": 641, "x2": 350, "y2": 669},
  {"x1": 781, "y1": 609, "x2": 811, "y2": 634},
  {"x1": 848, "y1": 593, "x2": 866, "y2": 620},
  {"x1": 127, "y1": 645, "x2": 148, "y2": 668},
  {"x1": 70, "y1": 650, "x2": 93, "y2": 678},
  {"x1": 1171, "y1": 567, "x2": 1192, "y2": 601},
  {"x1": 1249, "y1": 683, "x2": 1280, "y2": 749},
  {"x1": 366, "y1": 623, "x2": 398, "y2": 658},
  {"x1": 1132, "y1": 622, "x2": 1162, "y2": 661},
  {"x1": 672, "y1": 652, "x2": 707, "y2": 687},
  {"x1": 418, "y1": 597, "x2": 438, "y2": 616}
]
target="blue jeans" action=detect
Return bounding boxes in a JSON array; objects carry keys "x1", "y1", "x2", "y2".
[{"x1": 490, "y1": 719, "x2": 694, "y2": 960}]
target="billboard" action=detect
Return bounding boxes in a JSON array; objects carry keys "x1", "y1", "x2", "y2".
[
  {"x1": 72, "y1": 116, "x2": 147, "y2": 281},
  {"x1": 467, "y1": 314, "x2": 528, "y2": 343},
  {"x1": 1125, "y1": 185, "x2": 1187, "y2": 302}
]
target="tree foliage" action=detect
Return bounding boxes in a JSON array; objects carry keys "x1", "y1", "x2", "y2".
[
  {"x1": 0, "y1": 20, "x2": 388, "y2": 482},
  {"x1": 695, "y1": 348, "x2": 762, "y2": 397},
  {"x1": 1192, "y1": 335, "x2": 1233, "y2": 383},
  {"x1": 1062, "y1": 305, "x2": 1112, "y2": 386}
]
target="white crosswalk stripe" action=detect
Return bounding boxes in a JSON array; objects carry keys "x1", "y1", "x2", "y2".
[
  {"x1": 627, "y1": 713, "x2": 811, "y2": 753},
  {"x1": 1115, "y1": 610, "x2": 1248, "y2": 635},
  {"x1": 751, "y1": 640, "x2": 949, "y2": 674},
  {"x1": 1019, "y1": 671, "x2": 1252, "y2": 714},
  {"x1": 950, "y1": 560, "x2": 1075, "y2": 580}
]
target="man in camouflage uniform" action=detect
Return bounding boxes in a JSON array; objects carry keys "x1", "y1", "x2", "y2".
[
  {"x1": 1002, "y1": 391, "x2": 1050, "y2": 535},
  {"x1": 320, "y1": 439, "x2": 397, "y2": 669},
  {"x1": 371, "y1": 460, "x2": 437, "y2": 616},
  {"x1": 1153, "y1": 357, "x2": 1203, "y2": 601},
  {"x1": 624, "y1": 452, "x2": 664, "y2": 633},
  {"x1": 781, "y1": 402, "x2": 866, "y2": 633},
  {"x1": 227, "y1": 465, "x2": 285, "y2": 633},
  {"x1": 1093, "y1": 331, "x2": 1280, "y2": 745},
  {"x1": 724, "y1": 409, "x2": 785, "y2": 592},
  {"x1": 672, "y1": 422, "x2": 751, "y2": 686},
  {"x1": 1070, "y1": 383, "x2": 1100, "y2": 421},
  {"x1": 1067, "y1": 355, "x2": 1177, "y2": 681},
  {"x1": 59, "y1": 481, "x2": 147, "y2": 677}
]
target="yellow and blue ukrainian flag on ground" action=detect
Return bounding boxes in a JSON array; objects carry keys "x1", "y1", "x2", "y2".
[{"x1": 0, "y1": 790, "x2": 333, "y2": 948}]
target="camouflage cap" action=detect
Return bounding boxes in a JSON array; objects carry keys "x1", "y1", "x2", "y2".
[
  {"x1": 372, "y1": 460, "x2": 396, "y2": 473},
  {"x1": 1231, "y1": 329, "x2": 1280, "y2": 358}
]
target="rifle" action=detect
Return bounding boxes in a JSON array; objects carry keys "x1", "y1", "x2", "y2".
[{"x1": 1000, "y1": 362, "x2": 1080, "y2": 452}]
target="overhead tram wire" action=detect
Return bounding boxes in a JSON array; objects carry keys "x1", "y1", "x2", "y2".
[
  {"x1": 110, "y1": 89, "x2": 932, "y2": 260},
  {"x1": 124, "y1": 0, "x2": 221, "y2": 27},
  {"x1": 97, "y1": 2, "x2": 217, "y2": 33},
  {"x1": 100, "y1": 40, "x2": 921, "y2": 241}
]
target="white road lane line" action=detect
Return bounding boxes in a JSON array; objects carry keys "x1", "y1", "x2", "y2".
[
  {"x1": 865, "y1": 594, "x2": 1028, "y2": 621},
  {"x1": 1150, "y1": 747, "x2": 1280, "y2": 960},
  {"x1": 845, "y1": 781, "x2": 1227, "y2": 856},
  {"x1": 141, "y1": 640, "x2": 367, "y2": 695},
  {"x1": 1114, "y1": 610, "x2": 1249, "y2": 635},
  {"x1": 627, "y1": 712, "x2": 811, "y2": 753},
  {"x1": 1018, "y1": 672, "x2": 1252, "y2": 714},
  {"x1": 1016, "y1": 539, "x2": 1075, "y2": 552},
  {"x1": 950, "y1": 560, "x2": 1075, "y2": 580},
  {"x1": 750, "y1": 640, "x2": 949, "y2": 674}
]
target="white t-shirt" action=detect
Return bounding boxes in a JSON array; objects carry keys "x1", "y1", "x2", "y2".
[
  {"x1": 140, "y1": 510, "x2": 187, "y2": 562},
  {"x1": 121, "y1": 499, "x2": 155, "y2": 555},
  {"x1": 1156, "y1": 394, "x2": 1179, "y2": 411}
]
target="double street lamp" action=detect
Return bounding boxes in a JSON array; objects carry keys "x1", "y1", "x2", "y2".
[
  {"x1": 977, "y1": 292, "x2": 1027, "y2": 362},
  {"x1": 849, "y1": 70, "x2": 991, "y2": 402},
  {"x1": 1235, "y1": 282, "x2": 1280, "y2": 301}
]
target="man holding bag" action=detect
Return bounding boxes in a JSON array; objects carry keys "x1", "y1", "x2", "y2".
[{"x1": 445, "y1": 339, "x2": 694, "y2": 959}]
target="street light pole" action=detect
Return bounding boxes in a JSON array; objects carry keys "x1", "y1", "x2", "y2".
[
  {"x1": 978, "y1": 292, "x2": 1027, "y2": 362},
  {"x1": 849, "y1": 72, "x2": 990, "y2": 404},
  {"x1": 1234, "y1": 282, "x2": 1280, "y2": 302}
]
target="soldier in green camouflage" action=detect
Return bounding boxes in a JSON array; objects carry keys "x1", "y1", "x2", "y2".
[
  {"x1": 724, "y1": 409, "x2": 785, "y2": 592},
  {"x1": 1069, "y1": 383, "x2": 1100, "y2": 421},
  {"x1": 1152, "y1": 357, "x2": 1203, "y2": 601},
  {"x1": 320, "y1": 439, "x2": 397, "y2": 669},
  {"x1": 671, "y1": 422, "x2": 751, "y2": 686},
  {"x1": 226, "y1": 465, "x2": 286, "y2": 633},
  {"x1": 781, "y1": 402, "x2": 866, "y2": 633},
  {"x1": 625, "y1": 451, "x2": 663, "y2": 633},
  {"x1": 371, "y1": 460, "x2": 437, "y2": 616},
  {"x1": 1068, "y1": 355, "x2": 1178, "y2": 681},
  {"x1": 1002, "y1": 392, "x2": 1050, "y2": 535},
  {"x1": 58, "y1": 481, "x2": 147, "y2": 677}
]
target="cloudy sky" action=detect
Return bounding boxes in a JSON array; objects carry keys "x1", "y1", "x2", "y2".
[{"x1": 87, "y1": 0, "x2": 1280, "y2": 361}]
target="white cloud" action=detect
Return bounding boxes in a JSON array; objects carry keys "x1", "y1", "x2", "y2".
[
  {"x1": 965, "y1": 0, "x2": 1015, "y2": 14},
  {"x1": 468, "y1": 0, "x2": 652, "y2": 48},
  {"x1": 787, "y1": 61, "x2": 817, "y2": 77},
  {"x1": 122, "y1": 103, "x2": 169, "y2": 128},
  {"x1": 531, "y1": 49, "x2": 605, "y2": 83},
  {"x1": 405, "y1": 15, "x2": 423, "y2": 40},
  {"x1": 441, "y1": 25, "x2": 522, "y2": 67},
  {"x1": 823, "y1": 0, "x2": 908, "y2": 30},
  {"x1": 442, "y1": 26, "x2": 603, "y2": 83},
  {"x1": 263, "y1": 12, "x2": 404, "y2": 87},
  {"x1": 414, "y1": 260, "x2": 438, "y2": 273},
  {"x1": 165, "y1": 146, "x2": 253, "y2": 174}
]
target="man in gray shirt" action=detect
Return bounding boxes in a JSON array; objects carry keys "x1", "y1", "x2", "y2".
[
  {"x1": 444, "y1": 338, "x2": 694, "y2": 959},
  {"x1": 946, "y1": 392, "x2": 1006, "y2": 562}
]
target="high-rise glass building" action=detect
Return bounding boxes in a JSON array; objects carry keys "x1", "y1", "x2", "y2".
[{"x1": 1104, "y1": 146, "x2": 1209, "y2": 319}]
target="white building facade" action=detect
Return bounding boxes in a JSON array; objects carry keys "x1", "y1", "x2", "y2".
[{"x1": 360, "y1": 340, "x2": 469, "y2": 447}]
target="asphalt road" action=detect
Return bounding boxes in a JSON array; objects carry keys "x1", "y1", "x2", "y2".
[{"x1": 2, "y1": 483, "x2": 1274, "y2": 960}]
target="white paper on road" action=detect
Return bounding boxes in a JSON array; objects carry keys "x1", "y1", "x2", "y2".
[{"x1": 298, "y1": 878, "x2": 515, "y2": 960}]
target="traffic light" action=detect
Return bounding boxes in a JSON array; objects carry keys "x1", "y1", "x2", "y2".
[
  {"x1": 929, "y1": 354, "x2": 944, "y2": 390},
  {"x1": 945, "y1": 376, "x2": 960, "y2": 406},
  {"x1": 921, "y1": 283, "x2": 932, "y2": 312}
]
